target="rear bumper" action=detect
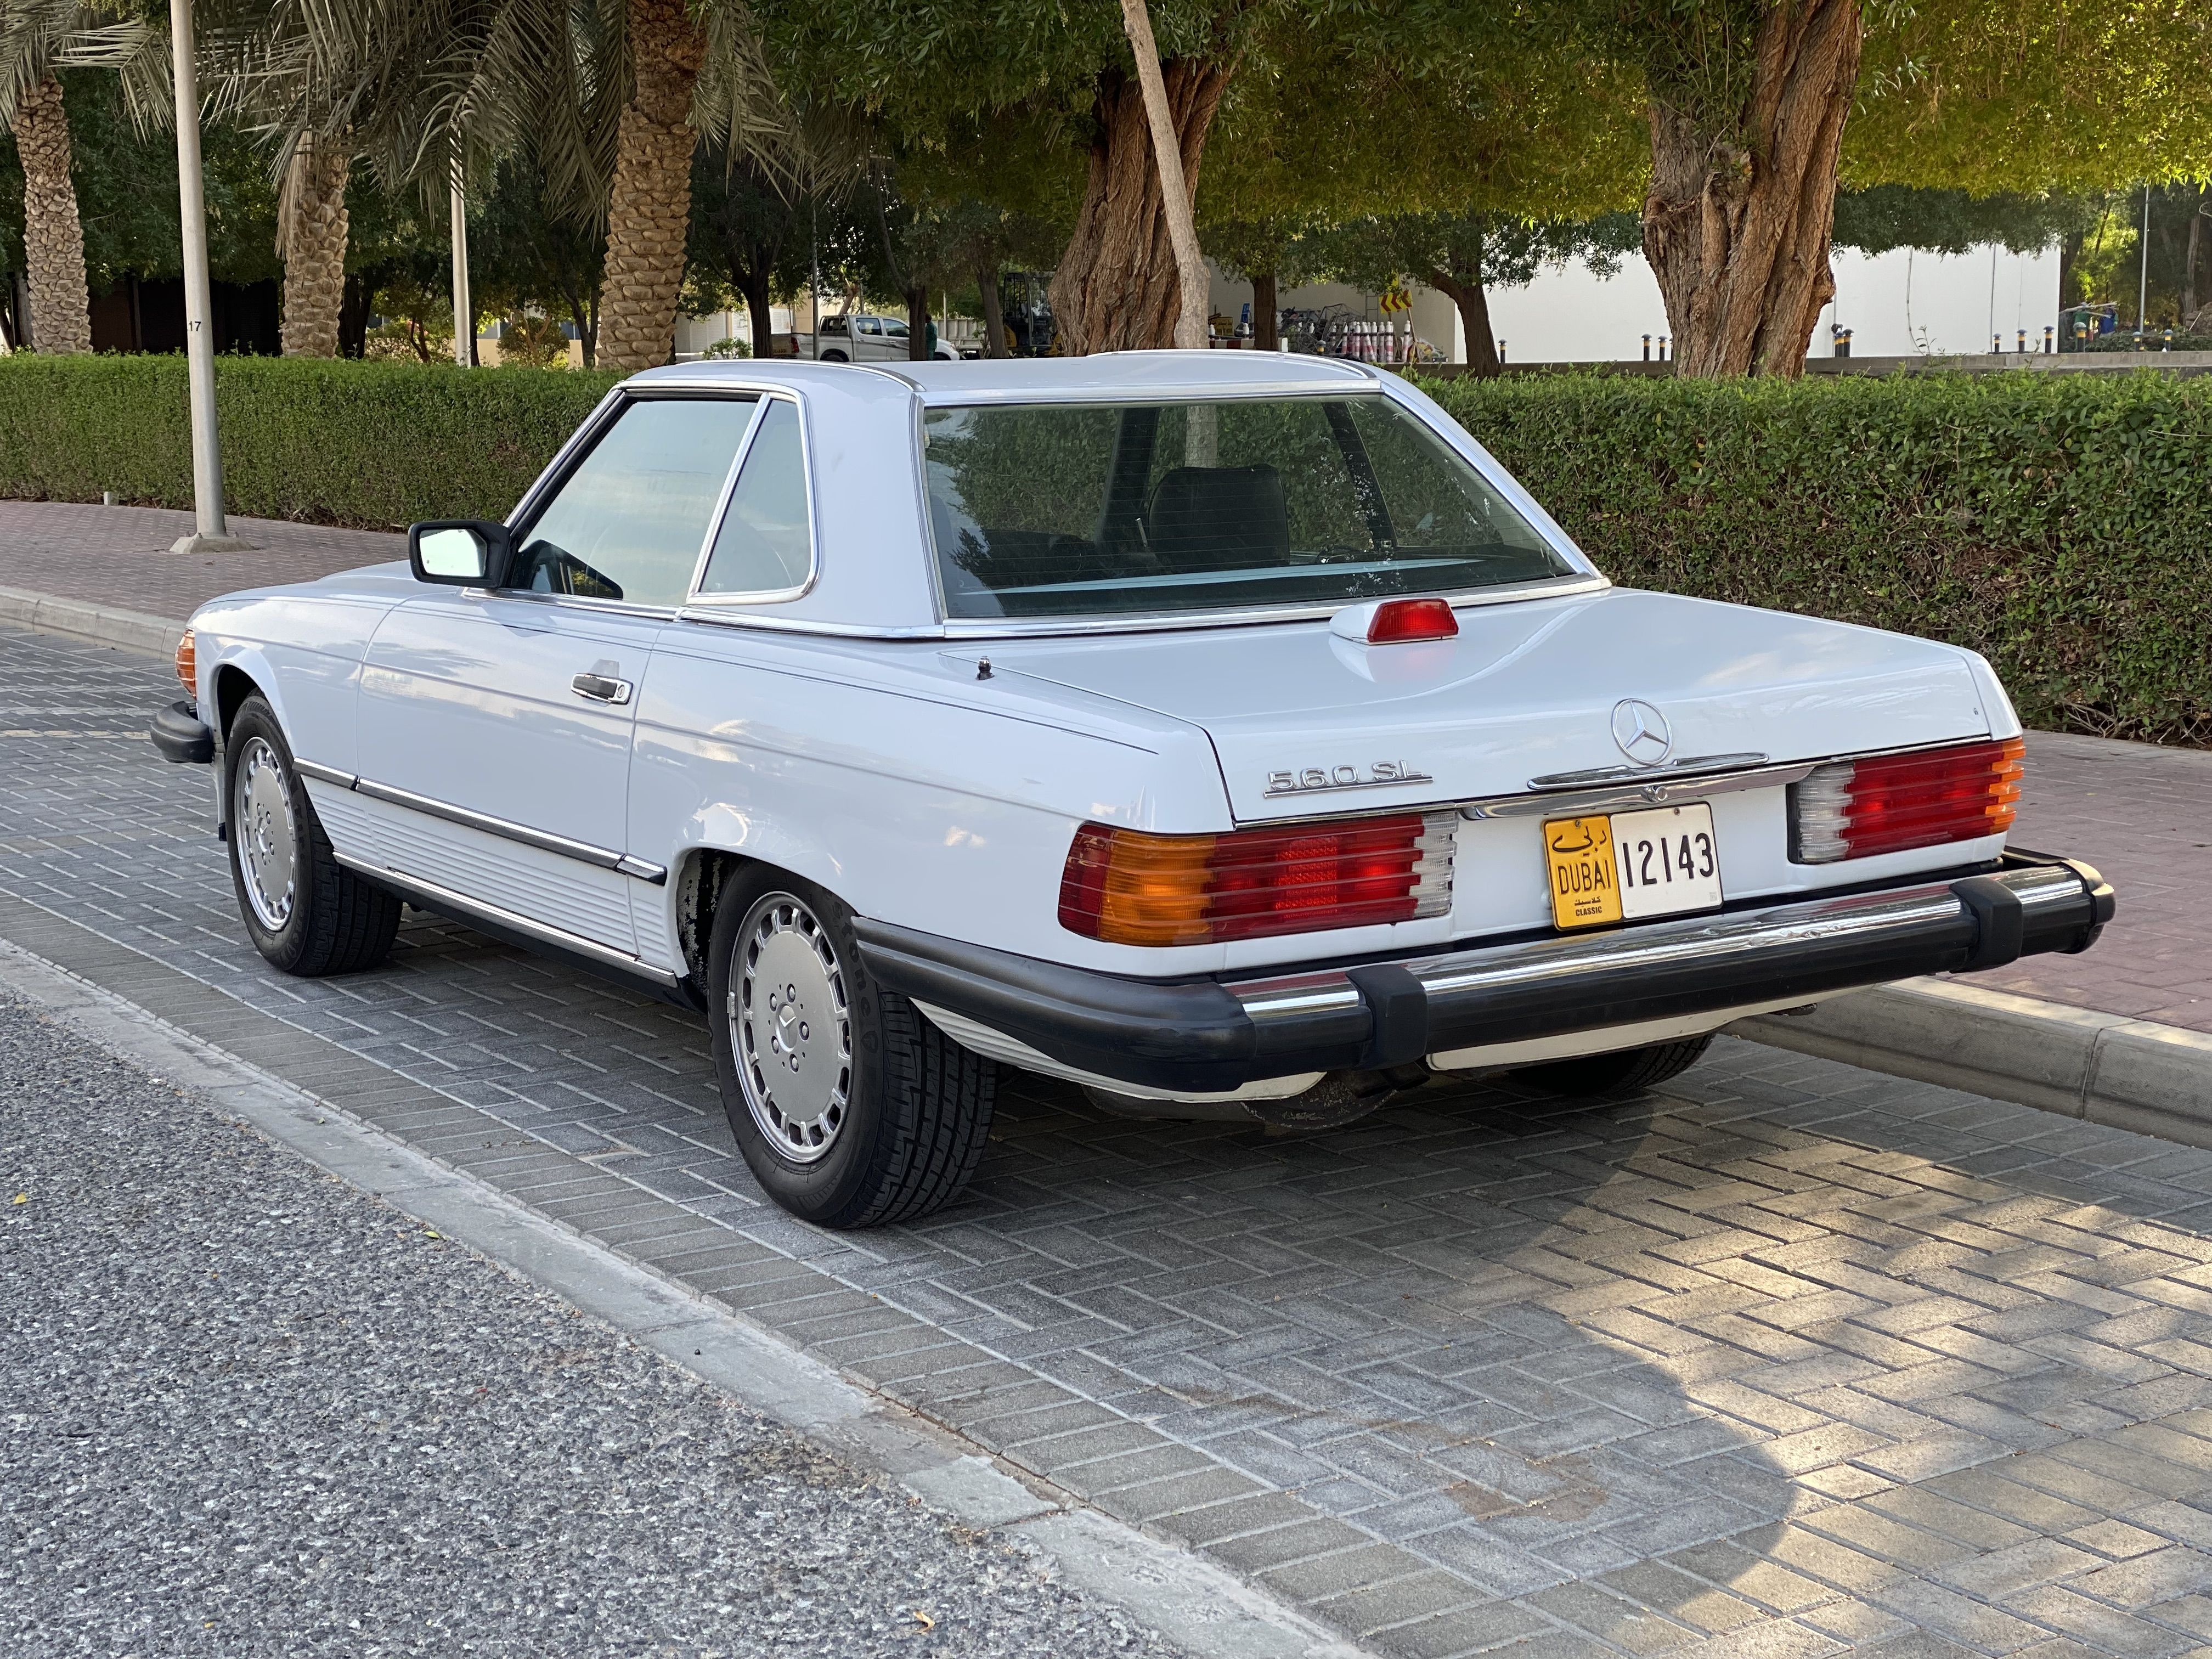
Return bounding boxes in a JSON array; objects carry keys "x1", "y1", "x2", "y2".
[{"x1": 853, "y1": 850, "x2": 2115, "y2": 1094}]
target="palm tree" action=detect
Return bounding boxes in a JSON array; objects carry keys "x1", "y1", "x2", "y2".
[
  {"x1": 0, "y1": 3, "x2": 150, "y2": 353},
  {"x1": 219, "y1": 0, "x2": 791, "y2": 371}
]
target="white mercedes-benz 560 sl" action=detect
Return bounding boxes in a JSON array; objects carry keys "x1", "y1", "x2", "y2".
[{"x1": 149, "y1": 353, "x2": 2114, "y2": 1228}]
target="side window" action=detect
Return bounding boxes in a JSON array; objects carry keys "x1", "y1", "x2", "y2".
[
  {"x1": 508, "y1": 397, "x2": 755, "y2": 608},
  {"x1": 696, "y1": 400, "x2": 812, "y2": 599}
]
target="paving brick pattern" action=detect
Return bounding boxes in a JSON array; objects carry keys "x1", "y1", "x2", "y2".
[
  {"x1": 0, "y1": 500, "x2": 399, "y2": 622},
  {"x1": 1995, "y1": 733, "x2": 2212, "y2": 1035},
  {"x1": 10, "y1": 629, "x2": 2212, "y2": 1655}
]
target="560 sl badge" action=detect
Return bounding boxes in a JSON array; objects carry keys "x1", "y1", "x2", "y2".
[{"x1": 1264, "y1": 760, "x2": 1434, "y2": 797}]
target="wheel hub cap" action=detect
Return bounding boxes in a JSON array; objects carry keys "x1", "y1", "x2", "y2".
[
  {"x1": 234, "y1": 737, "x2": 297, "y2": 931},
  {"x1": 731, "y1": 896, "x2": 851, "y2": 1163}
]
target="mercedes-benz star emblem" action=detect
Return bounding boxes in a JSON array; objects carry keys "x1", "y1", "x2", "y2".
[{"x1": 1611, "y1": 698, "x2": 1674, "y2": 766}]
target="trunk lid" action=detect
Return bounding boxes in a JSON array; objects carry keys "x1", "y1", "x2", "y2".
[{"x1": 963, "y1": 589, "x2": 2001, "y2": 822}]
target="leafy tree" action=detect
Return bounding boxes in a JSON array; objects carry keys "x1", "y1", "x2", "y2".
[
  {"x1": 1830, "y1": 185, "x2": 2101, "y2": 258},
  {"x1": 472, "y1": 152, "x2": 607, "y2": 364},
  {"x1": 1317, "y1": 212, "x2": 1644, "y2": 374},
  {"x1": 756, "y1": 0, "x2": 1329, "y2": 352},
  {"x1": 1541, "y1": 0, "x2": 2212, "y2": 378}
]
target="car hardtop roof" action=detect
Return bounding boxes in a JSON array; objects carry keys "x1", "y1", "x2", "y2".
[{"x1": 625, "y1": 349, "x2": 1387, "y2": 407}]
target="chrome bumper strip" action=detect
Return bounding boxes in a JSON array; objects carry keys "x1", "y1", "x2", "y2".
[{"x1": 1226, "y1": 861, "x2": 2093, "y2": 1019}]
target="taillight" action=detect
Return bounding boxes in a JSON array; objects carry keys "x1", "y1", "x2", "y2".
[
  {"x1": 1791, "y1": 737, "x2": 2025, "y2": 863},
  {"x1": 1059, "y1": 812, "x2": 1457, "y2": 945},
  {"x1": 174, "y1": 629, "x2": 197, "y2": 698}
]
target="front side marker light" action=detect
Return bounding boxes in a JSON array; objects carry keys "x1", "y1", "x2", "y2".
[{"x1": 174, "y1": 629, "x2": 197, "y2": 699}]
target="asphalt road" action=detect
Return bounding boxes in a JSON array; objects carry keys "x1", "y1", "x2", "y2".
[{"x1": 0, "y1": 994, "x2": 1181, "y2": 1659}]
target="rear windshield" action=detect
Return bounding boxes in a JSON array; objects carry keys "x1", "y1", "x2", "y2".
[{"x1": 922, "y1": 394, "x2": 1572, "y2": 619}]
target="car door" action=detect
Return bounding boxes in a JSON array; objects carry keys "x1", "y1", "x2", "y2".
[{"x1": 354, "y1": 393, "x2": 762, "y2": 957}]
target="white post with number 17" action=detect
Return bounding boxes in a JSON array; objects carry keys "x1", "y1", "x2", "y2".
[{"x1": 167, "y1": 0, "x2": 250, "y2": 554}]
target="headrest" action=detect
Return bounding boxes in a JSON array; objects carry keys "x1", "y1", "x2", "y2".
[{"x1": 1146, "y1": 465, "x2": 1290, "y2": 568}]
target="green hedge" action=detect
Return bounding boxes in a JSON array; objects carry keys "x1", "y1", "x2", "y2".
[
  {"x1": 1422, "y1": 370, "x2": 2212, "y2": 745},
  {"x1": 3, "y1": 354, "x2": 2207, "y2": 742},
  {"x1": 0, "y1": 354, "x2": 618, "y2": 528}
]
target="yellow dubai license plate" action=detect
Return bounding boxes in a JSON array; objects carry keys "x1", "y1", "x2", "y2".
[{"x1": 1545, "y1": 804, "x2": 1722, "y2": 930}]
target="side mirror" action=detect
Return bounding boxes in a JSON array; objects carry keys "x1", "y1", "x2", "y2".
[{"x1": 408, "y1": 520, "x2": 513, "y2": 588}]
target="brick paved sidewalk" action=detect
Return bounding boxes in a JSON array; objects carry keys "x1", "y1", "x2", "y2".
[
  {"x1": 1, "y1": 498, "x2": 2203, "y2": 1036},
  {"x1": 0, "y1": 499, "x2": 400, "y2": 621}
]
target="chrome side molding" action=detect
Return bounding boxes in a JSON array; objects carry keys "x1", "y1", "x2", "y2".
[{"x1": 298, "y1": 760, "x2": 668, "y2": 884}]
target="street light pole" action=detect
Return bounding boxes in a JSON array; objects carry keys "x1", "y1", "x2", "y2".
[
  {"x1": 167, "y1": 0, "x2": 249, "y2": 553},
  {"x1": 1118, "y1": 0, "x2": 1208, "y2": 351},
  {"x1": 449, "y1": 150, "x2": 472, "y2": 367},
  {"x1": 2140, "y1": 185, "x2": 2152, "y2": 337}
]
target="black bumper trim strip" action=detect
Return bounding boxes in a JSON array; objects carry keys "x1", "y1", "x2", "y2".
[
  {"x1": 148, "y1": 701, "x2": 214, "y2": 765},
  {"x1": 851, "y1": 851, "x2": 2113, "y2": 1096}
]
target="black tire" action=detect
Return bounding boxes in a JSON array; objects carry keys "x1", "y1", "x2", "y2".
[
  {"x1": 707, "y1": 867, "x2": 995, "y2": 1228},
  {"x1": 819, "y1": 348, "x2": 849, "y2": 362},
  {"x1": 1510, "y1": 1035, "x2": 1714, "y2": 1098},
  {"x1": 224, "y1": 693, "x2": 400, "y2": 977}
]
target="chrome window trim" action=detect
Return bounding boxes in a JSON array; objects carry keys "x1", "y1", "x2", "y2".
[
  {"x1": 912, "y1": 368, "x2": 1380, "y2": 408},
  {"x1": 336, "y1": 854, "x2": 680, "y2": 987},
  {"x1": 307, "y1": 764, "x2": 668, "y2": 884},
  {"x1": 672, "y1": 607, "x2": 947, "y2": 640},
  {"x1": 683, "y1": 390, "x2": 822, "y2": 608},
  {"x1": 494, "y1": 387, "x2": 765, "y2": 613},
  {"x1": 935, "y1": 573, "x2": 1610, "y2": 640}
]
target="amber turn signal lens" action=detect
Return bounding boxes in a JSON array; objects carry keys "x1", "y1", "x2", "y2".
[
  {"x1": 174, "y1": 629, "x2": 197, "y2": 697},
  {"x1": 1058, "y1": 813, "x2": 1457, "y2": 946}
]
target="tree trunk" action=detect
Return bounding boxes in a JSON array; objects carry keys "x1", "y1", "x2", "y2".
[
  {"x1": 1049, "y1": 63, "x2": 1227, "y2": 356},
  {"x1": 740, "y1": 264, "x2": 774, "y2": 359},
  {"x1": 1251, "y1": 269, "x2": 1277, "y2": 351},
  {"x1": 1641, "y1": 0, "x2": 1862, "y2": 378},
  {"x1": 8, "y1": 75, "x2": 91, "y2": 355},
  {"x1": 337, "y1": 272, "x2": 370, "y2": 358},
  {"x1": 1430, "y1": 272, "x2": 1500, "y2": 376},
  {"x1": 906, "y1": 287, "x2": 931, "y2": 360},
  {"x1": 280, "y1": 137, "x2": 351, "y2": 358},
  {"x1": 597, "y1": 0, "x2": 707, "y2": 372},
  {"x1": 977, "y1": 265, "x2": 1009, "y2": 357}
]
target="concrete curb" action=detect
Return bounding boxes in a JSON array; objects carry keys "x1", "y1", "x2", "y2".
[
  {"x1": 1734, "y1": 977, "x2": 2212, "y2": 1144},
  {"x1": 0, "y1": 583, "x2": 182, "y2": 659},
  {"x1": 0, "y1": 935, "x2": 1372, "y2": 1659}
]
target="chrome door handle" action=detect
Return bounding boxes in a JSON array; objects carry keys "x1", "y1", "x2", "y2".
[{"x1": 570, "y1": 672, "x2": 633, "y2": 705}]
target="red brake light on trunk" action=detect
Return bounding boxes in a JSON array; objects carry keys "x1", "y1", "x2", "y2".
[
  {"x1": 1059, "y1": 812, "x2": 1457, "y2": 946},
  {"x1": 1791, "y1": 738, "x2": 2025, "y2": 864},
  {"x1": 1365, "y1": 599, "x2": 1459, "y2": 644}
]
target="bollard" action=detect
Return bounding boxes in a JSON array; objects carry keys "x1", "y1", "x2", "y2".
[{"x1": 1642, "y1": 334, "x2": 1651, "y2": 362}]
